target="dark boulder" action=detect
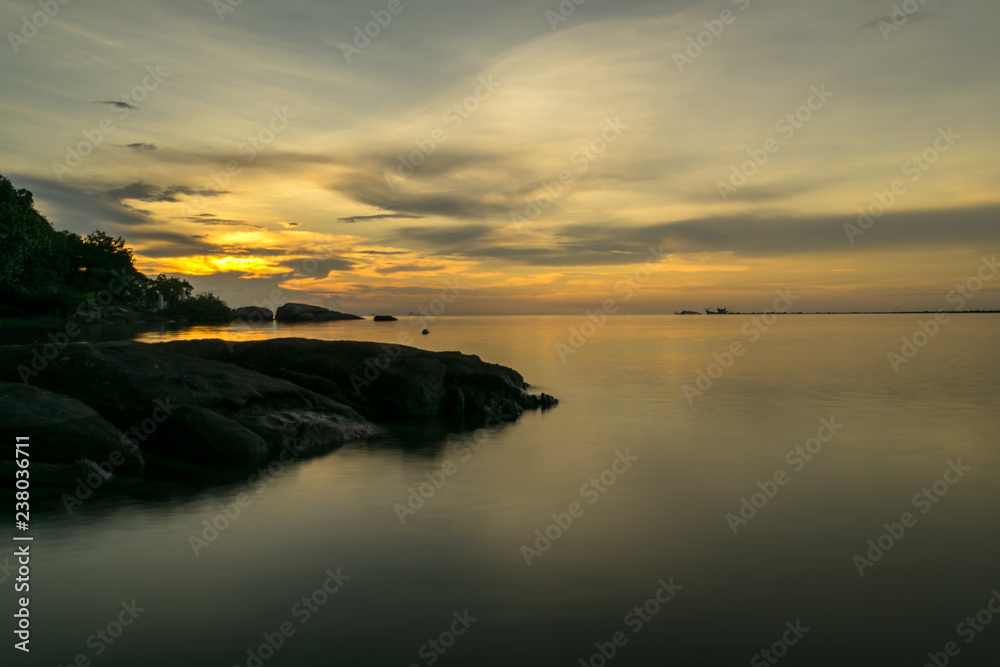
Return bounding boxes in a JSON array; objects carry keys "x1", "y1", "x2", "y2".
[
  {"x1": 0, "y1": 458, "x2": 115, "y2": 488},
  {"x1": 275, "y1": 303, "x2": 363, "y2": 322},
  {"x1": 154, "y1": 338, "x2": 558, "y2": 426},
  {"x1": 0, "y1": 342, "x2": 379, "y2": 470},
  {"x1": 0, "y1": 382, "x2": 145, "y2": 475},
  {"x1": 233, "y1": 306, "x2": 274, "y2": 322}
]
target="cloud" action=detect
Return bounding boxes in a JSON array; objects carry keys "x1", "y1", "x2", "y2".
[
  {"x1": 279, "y1": 257, "x2": 357, "y2": 279},
  {"x1": 94, "y1": 100, "x2": 139, "y2": 110},
  {"x1": 329, "y1": 151, "x2": 522, "y2": 220},
  {"x1": 338, "y1": 213, "x2": 425, "y2": 223},
  {"x1": 857, "y1": 0, "x2": 945, "y2": 30},
  {"x1": 122, "y1": 143, "x2": 158, "y2": 151},
  {"x1": 7, "y1": 174, "x2": 151, "y2": 229},
  {"x1": 107, "y1": 182, "x2": 225, "y2": 204},
  {"x1": 558, "y1": 205, "x2": 1000, "y2": 259},
  {"x1": 176, "y1": 214, "x2": 261, "y2": 228},
  {"x1": 395, "y1": 224, "x2": 494, "y2": 247},
  {"x1": 464, "y1": 245, "x2": 658, "y2": 267},
  {"x1": 375, "y1": 263, "x2": 444, "y2": 274},
  {"x1": 121, "y1": 229, "x2": 219, "y2": 257}
]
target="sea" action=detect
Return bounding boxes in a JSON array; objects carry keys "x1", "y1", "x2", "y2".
[{"x1": 2, "y1": 314, "x2": 998, "y2": 666}]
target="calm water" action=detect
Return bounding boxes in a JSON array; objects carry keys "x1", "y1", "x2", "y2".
[{"x1": 3, "y1": 315, "x2": 999, "y2": 666}]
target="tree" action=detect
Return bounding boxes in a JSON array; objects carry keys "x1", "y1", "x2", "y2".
[
  {"x1": 146, "y1": 274, "x2": 194, "y2": 308},
  {"x1": 0, "y1": 174, "x2": 232, "y2": 319},
  {"x1": 162, "y1": 292, "x2": 234, "y2": 321},
  {"x1": 0, "y1": 175, "x2": 54, "y2": 288}
]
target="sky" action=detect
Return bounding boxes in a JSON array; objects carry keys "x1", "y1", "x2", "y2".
[{"x1": 1, "y1": 0, "x2": 998, "y2": 314}]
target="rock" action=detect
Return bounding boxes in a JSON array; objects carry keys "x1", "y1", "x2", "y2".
[
  {"x1": 422, "y1": 329, "x2": 429, "y2": 335},
  {"x1": 0, "y1": 337, "x2": 558, "y2": 477},
  {"x1": 168, "y1": 405, "x2": 270, "y2": 466},
  {"x1": 0, "y1": 458, "x2": 114, "y2": 488},
  {"x1": 373, "y1": 315, "x2": 398, "y2": 322},
  {"x1": 154, "y1": 338, "x2": 558, "y2": 426},
  {"x1": 0, "y1": 342, "x2": 379, "y2": 470},
  {"x1": 67, "y1": 305, "x2": 136, "y2": 326},
  {"x1": 275, "y1": 303, "x2": 363, "y2": 322},
  {"x1": 238, "y1": 408, "x2": 377, "y2": 450},
  {"x1": 233, "y1": 306, "x2": 274, "y2": 322},
  {"x1": 0, "y1": 382, "x2": 145, "y2": 475}
]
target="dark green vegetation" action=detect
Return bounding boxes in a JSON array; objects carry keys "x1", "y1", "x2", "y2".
[{"x1": 0, "y1": 175, "x2": 232, "y2": 322}]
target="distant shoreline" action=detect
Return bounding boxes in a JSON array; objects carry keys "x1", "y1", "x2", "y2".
[{"x1": 673, "y1": 310, "x2": 1000, "y2": 315}]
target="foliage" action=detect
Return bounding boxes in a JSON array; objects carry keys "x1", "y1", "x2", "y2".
[
  {"x1": 0, "y1": 174, "x2": 230, "y2": 320},
  {"x1": 146, "y1": 274, "x2": 194, "y2": 304},
  {"x1": 162, "y1": 293, "x2": 235, "y2": 321},
  {"x1": 0, "y1": 175, "x2": 53, "y2": 287}
]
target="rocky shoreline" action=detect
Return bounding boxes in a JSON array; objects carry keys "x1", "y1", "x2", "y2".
[{"x1": 0, "y1": 338, "x2": 557, "y2": 487}]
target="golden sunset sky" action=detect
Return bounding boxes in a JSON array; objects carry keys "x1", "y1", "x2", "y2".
[{"x1": 2, "y1": 0, "x2": 998, "y2": 313}]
